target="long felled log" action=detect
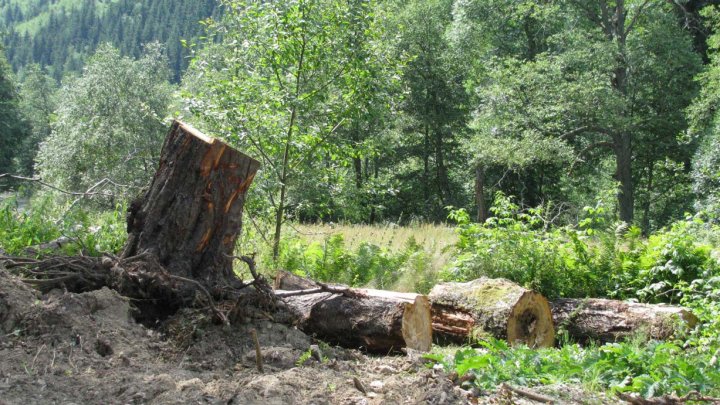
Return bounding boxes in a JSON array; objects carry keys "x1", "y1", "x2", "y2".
[
  {"x1": 123, "y1": 120, "x2": 260, "y2": 287},
  {"x1": 551, "y1": 298, "x2": 699, "y2": 344},
  {"x1": 429, "y1": 278, "x2": 555, "y2": 348},
  {"x1": 275, "y1": 272, "x2": 432, "y2": 353}
]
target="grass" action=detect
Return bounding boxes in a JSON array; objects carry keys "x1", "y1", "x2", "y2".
[
  {"x1": 293, "y1": 222, "x2": 456, "y2": 267},
  {"x1": 291, "y1": 222, "x2": 457, "y2": 292}
]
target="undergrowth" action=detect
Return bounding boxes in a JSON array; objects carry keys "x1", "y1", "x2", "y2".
[
  {"x1": 426, "y1": 338, "x2": 720, "y2": 398},
  {"x1": 3, "y1": 192, "x2": 720, "y2": 400},
  {"x1": 431, "y1": 193, "x2": 720, "y2": 400},
  {"x1": 0, "y1": 196, "x2": 127, "y2": 256}
]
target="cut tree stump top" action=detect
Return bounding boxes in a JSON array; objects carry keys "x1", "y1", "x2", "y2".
[{"x1": 123, "y1": 120, "x2": 261, "y2": 286}]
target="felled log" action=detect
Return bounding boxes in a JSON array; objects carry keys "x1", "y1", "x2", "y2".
[
  {"x1": 24, "y1": 236, "x2": 72, "y2": 255},
  {"x1": 551, "y1": 298, "x2": 699, "y2": 344},
  {"x1": 123, "y1": 120, "x2": 260, "y2": 287},
  {"x1": 282, "y1": 289, "x2": 432, "y2": 353},
  {"x1": 275, "y1": 272, "x2": 432, "y2": 353},
  {"x1": 429, "y1": 278, "x2": 555, "y2": 348}
]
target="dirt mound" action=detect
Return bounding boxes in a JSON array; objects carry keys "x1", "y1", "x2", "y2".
[
  {"x1": 0, "y1": 269, "x2": 471, "y2": 404},
  {"x1": 0, "y1": 268, "x2": 609, "y2": 404},
  {"x1": 0, "y1": 269, "x2": 40, "y2": 334}
]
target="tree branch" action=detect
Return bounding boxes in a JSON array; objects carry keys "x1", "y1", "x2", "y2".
[
  {"x1": 568, "y1": 141, "x2": 615, "y2": 175},
  {"x1": 0, "y1": 174, "x2": 119, "y2": 197},
  {"x1": 624, "y1": 0, "x2": 654, "y2": 36}
]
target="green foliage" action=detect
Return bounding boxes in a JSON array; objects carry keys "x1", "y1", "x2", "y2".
[
  {"x1": 35, "y1": 43, "x2": 172, "y2": 199},
  {"x1": 15, "y1": 63, "x2": 56, "y2": 175},
  {"x1": 448, "y1": 194, "x2": 720, "y2": 302},
  {"x1": 427, "y1": 338, "x2": 720, "y2": 398},
  {"x1": 0, "y1": 45, "x2": 28, "y2": 178},
  {"x1": 0, "y1": 197, "x2": 61, "y2": 253},
  {"x1": 448, "y1": 194, "x2": 612, "y2": 298},
  {"x1": 272, "y1": 233, "x2": 436, "y2": 293},
  {"x1": 0, "y1": 196, "x2": 126, "y2": 256},
  {"x1": 185, "y1": 0, "x2": 398, "y2": 258}
]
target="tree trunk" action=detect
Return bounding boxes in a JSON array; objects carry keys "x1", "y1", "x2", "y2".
[
  {"x1": 122, "y1": 120, "x2": 260, "y2": 287},
  {"x1": 551, "y1": 298, "x2": 698, "y2": 344},
  {"x1": 275, "y1": 271, "x2": 432, "y2": 352},
  {"x1": 615, "y1": 133, "x2": 634, "y2": 224},
  {"x1": 641, "y1": 160, "x2": 654, "y2": 235},
  {"x1": 475, "y1": 165, "x2": 487, "y2": 223},
  {"x1": 282, "y1": 290, "x2": 432, "y2": 353},
  {"x1": 429, "y1": 278, "x2": 555, "y2": 348}
]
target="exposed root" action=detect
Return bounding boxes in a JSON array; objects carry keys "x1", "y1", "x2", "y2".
[{"x1": 0, "y1": 252, "x2": 277, "y2": 327}]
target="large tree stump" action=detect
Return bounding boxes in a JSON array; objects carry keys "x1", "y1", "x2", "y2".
[
  {"x1": 551, "y1": 298, "x2": 699, "y2": 344},
  {"x1": 429, "y1": 278, "x2": 555, "y2": 348},
  {"x1": 275, "y1": 272, "x2": 432, "y2": 353},
  {"x1": 122, "y1": 121, "x2": 260, "y2": 287}
]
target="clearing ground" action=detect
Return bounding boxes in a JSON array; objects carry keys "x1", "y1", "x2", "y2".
[{"x1": 0, "y1": 268, "x2": 605, "y2": 405}]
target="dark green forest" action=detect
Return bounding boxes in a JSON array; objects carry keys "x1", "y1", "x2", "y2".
[
  {"x1": 4, "y1": 0, "x2": 720, "y2": 400},
  {"x1": 0, "y1": 0, "x2": 219, "y2": 81}
]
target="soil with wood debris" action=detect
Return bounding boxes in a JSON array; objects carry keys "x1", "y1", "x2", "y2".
[{"x1": 0, "y1": 269, "x2": 607, "y2": 405}]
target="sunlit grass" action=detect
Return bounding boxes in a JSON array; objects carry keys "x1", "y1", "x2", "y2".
[{"x1": 291, "y1": 222, "x2": 457, "y2": 292}]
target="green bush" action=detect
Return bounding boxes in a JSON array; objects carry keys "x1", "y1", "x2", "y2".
[
  {"x1": 427, "y1": 338, "x2": 720, "y2": 398},
  {"x1": 446, "y1": 193, "x2": 720, "y2": 303},
  {"x1": 446, "y1": 194, "x2": 623, "y2": 299},
  {"x1": 0, "y1": 197, "x2": 127, "y2": 256}
]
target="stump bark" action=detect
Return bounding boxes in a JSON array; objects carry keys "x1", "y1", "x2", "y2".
[
  {"x1": 122, "y1": 121, "x2": 260, "y2": 287},
  {"x1": 275, "y1": 272, "x2": 432, "y2": 353},
  {"x1": 551, "y1": 298, "x2": 699, "y2": 344},
  {"x1": 429, "y1": 278, "x2": 555, "y2": 348}
]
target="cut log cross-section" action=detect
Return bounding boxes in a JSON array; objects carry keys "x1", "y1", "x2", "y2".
[
  {"x1": 275, "y1": 272, "x2": 432, "y2": 353},
  {"x1": 430, "y1": 278, "x2": 555, "y2": 348},
  {"x1": 122, "y1": 120, "x2": 261, "y2": 287},
  {"x1": 551, "y1": 298, "x2": 699, "y2": 344}
]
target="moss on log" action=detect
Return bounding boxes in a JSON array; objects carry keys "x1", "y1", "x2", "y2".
[{"x1": 429, "y1": 278, "x2": 555, "y2": 348}]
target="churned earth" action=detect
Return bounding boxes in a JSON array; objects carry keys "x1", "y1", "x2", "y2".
[{"x1": 0, "y1": 269, "x2": 605, "y2": 405}]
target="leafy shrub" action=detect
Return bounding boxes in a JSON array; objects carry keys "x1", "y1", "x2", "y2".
[
  {"x1": 446, "y1": 193, "x2": 622, "y2": 299},
  {"x1": 427, "y1": 338, "x2": 720, "y2": 398},
  {"x1": 446, "y1": 193, "x2": 720, "y2": 303},
  {"x1": 0, "y1": 197, "x2": 127, "y2": 256},
  {"x1": 0, "y1": 197, "x2": 61, "y2": 253}
]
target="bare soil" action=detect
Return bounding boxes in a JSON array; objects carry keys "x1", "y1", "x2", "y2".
[{"x1": 0, "y1": 269, "x2": 602, "y2": 405}]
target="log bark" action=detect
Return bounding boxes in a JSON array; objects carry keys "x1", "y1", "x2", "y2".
[
  {"x1": 122, "y1": 121, "x2": 260, "y2": 287},
  {"x1": 275, "y1": 272, "x2": 432, "y2": 353},
  {"x1": 282, "y1": 289, "x2": 432, "y2": 353},
  {"x1": 429, "y1": 278, "x2": 555, "y2": 348},
  {"x1": 551, "y1": 298, "x2": 699, "y2": 344}
]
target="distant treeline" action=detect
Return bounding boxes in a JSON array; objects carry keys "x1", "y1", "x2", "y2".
[{"x1": 1, "y1": 0, "x2": 220, "y2": 82}]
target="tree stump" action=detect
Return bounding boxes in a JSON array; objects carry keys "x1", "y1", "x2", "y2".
[
  {"x1": 122, "y1": 121, "x2": 260, "y2": 287},
  {"x1": 429, "y1": 278, "x2": 555, "y2": 348},
  {"x1": 551, "y1": 298, "x2": 699, "y2": 344}
]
